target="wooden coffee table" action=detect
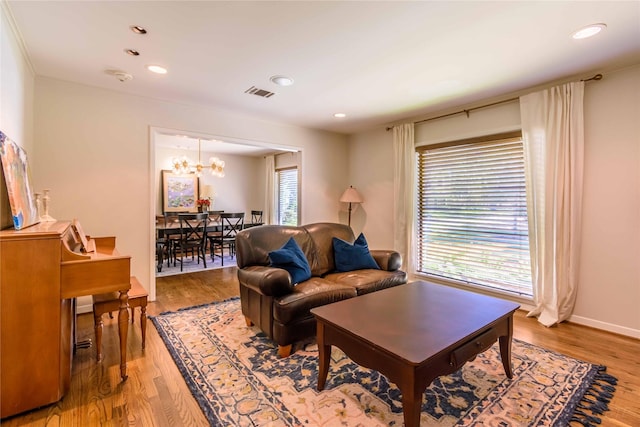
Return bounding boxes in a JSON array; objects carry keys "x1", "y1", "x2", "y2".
[{"x1": 311, "y1": 280, "x2": 520, "y2": 427}]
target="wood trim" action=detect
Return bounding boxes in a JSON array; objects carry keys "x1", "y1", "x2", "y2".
[{"x1": 416, "y1": 130, "x2": 523, "y2": 152}]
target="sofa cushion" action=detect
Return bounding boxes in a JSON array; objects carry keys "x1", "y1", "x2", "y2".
[
  {"x1": 323, "y1": 269, "x2": 408, "y2": 296},
  {"x1": 303, "y1": 222, "x2": 355, "y2": 276},
  {"x1": 333, "y1": 233, "x2": 380, "y2": 272},
  {"x1": 269, "y1": 237, "x2": 312, "y2": 285},
  {"x1": 273, "y1": 278, "x2": 356, "y2": 324}
]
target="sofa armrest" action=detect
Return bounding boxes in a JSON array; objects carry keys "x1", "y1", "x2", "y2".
[
  {"x1": 370, "y1": 250, "x2": 403, "y2": 271},
  {"x1": 237, "y1": 266, "x2": 294, "y2": 297}
]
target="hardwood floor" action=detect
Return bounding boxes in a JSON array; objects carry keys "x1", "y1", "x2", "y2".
[{"x1": 3, "y1": 270, "x2": 639, "y2": 426}]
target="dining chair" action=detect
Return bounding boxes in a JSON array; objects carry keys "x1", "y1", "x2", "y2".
[
  {"x1": 173, "y1": 212, "x2": 209, "y2": 271},
  {"x1": 208, "y1": 210, "x2": 224, "y2": 223},
  {"x1": 209, "y1": 212, "x2": 244, "y2": 266},
  {"x1": 155, "y1": 215, "x2": 168, "y2": 272},
  {"x1": 251, "y1": 210, "x2": 263, "y2": 225},
  {"x1": 162, "y1": 212, "x2": 184, "y2": 267}
]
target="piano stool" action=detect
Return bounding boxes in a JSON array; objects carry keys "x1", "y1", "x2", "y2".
[{"x1": 92, "y1": 276, "x2": 148, "y2": 362}]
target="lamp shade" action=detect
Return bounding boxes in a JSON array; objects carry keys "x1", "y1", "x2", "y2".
[{"x1": 340, "y1": 186, "x2": 363, "y2": 203}]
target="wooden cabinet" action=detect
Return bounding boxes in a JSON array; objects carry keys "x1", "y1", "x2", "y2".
[
  {"x1": 0, "y1": 222, "x2": 73, "y2": 418},
  {"x1": 0, "y1": 221, "x2": 130, "y2": 418}
]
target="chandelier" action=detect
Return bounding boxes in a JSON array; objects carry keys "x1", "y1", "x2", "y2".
[{"x1": 171, "y1": 139, "x2": 225, "y2": 177}]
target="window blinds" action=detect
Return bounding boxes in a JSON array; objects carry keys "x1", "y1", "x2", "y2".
[
  {"x1": 277, "y1": 168, "x2": 298, "y2": 226},
  {"x1": 416, "y1": 135, "x2": 532, "y2": 296}
]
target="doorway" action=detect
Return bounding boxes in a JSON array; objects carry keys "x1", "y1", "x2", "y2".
[{"x1": 148, "y1": 127, "x2": 301, "y2": 301}]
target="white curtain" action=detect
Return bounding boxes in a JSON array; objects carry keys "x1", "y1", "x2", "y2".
[
  {"x1": 393, "y1": 123, "x2": 416, "y2": 273},
  {"x1": 520, "y1": 81, "x2": 585, "y2": 327},
  {"x1": 264, "y1": 155, "x2": 276, "y2": 225}
]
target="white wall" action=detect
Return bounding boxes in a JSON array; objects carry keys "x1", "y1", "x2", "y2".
[
  {"x1": 574, "y1": 64, "x2": 640, "y2": 336},
  {"x1": 414, "y1": 100, "x2": 521, "y2": 145},
  {"x1": 31, "y1": 77, "x2": 348, "y2": 303},
  {"x1": 348, "y1": 64, "x2": 640, "y2": 337},
  {"x1": 345, "y1": 128, "x2": 395, "y2": 248},
  {"x1": 0, "y1": 3, "x2": 34, "y2": 229},
  {"x1": 155, "y1": 145, "x2": 264, "y2": 217},
  {"x1": 0, "y1": 3, "x2": 34, "y2": 153}
]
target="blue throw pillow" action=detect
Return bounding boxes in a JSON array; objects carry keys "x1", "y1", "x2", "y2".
[
  {"x1": 268, "y1": 237, "x2": 312, "y2": 285},
  {"x1": 333, "y1": 233, "x2": 380, "y2": 272}
]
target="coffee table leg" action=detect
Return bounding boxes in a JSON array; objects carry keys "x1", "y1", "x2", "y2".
[
  {"x1": 317, "y1": 322, "x2": 330, "y2": 391},
  {"x1": 499, "y1": 315, "x2": 514, "y2": 379},
  {"x1": 401, "y1": 382, "x2": 423, "y2": 427}
]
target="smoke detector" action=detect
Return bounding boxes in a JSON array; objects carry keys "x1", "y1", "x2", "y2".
[
  {"x1": 114, "y1": 71, "x2": 133, "y2": 82},
  {"x1": 105, "y1": 69, "x2": 133, "y2": 82}
]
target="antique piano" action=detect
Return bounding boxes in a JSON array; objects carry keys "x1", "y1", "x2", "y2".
[{"x1": 0, "y1": 220, "x2": 131, "y2": 418}]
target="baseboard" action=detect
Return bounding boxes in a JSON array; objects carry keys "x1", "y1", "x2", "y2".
[{"x1": 568, "y1": 314, "x2": 640, "y2": 339}]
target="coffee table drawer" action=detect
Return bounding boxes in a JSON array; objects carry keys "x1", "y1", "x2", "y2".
[{"x1": 450, "y1": 327, "x2": 498, "y2": 369}]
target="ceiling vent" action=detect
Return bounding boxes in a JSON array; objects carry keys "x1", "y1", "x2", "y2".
[{"x1": 245, "y1": 86, "x2": 275, "y2": 98}]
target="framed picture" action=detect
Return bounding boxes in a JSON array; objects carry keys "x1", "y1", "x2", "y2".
[
  {"x1": 162, "y1": 170, "x2": 199, "y2": 213},
  {"x1": 0, "y1": 131, "x2": 39, "y2": 230}
]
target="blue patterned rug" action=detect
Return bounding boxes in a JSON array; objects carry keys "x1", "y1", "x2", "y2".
[{"x1": 151, "y1": 298, "x2": 616, "y2": 426}]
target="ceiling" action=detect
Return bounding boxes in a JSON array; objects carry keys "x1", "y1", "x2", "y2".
[{"x1": 6, "y1": 1, "x2": 640, "y2": 138}]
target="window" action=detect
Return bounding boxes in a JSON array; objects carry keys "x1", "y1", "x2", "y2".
[
  {"x1": 416, "y1": 132, "x2": 532, "y2": 296},
  {"x1": 276, "y1": 167, "x2": 298, "y2": 226}
]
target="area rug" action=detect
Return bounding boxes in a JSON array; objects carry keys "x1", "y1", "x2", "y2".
[
  {"x1": 151, "y1": 298, "x2": 617, "y2": 427},
  {"x1": 156, "y1": 254, "x2": 237, "y2": 277}
]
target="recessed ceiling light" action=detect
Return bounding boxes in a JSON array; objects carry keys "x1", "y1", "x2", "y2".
[
  {"x1": 334, "y1": 113, "x2": 346, "y2": 118},
  {"x1": 270, "y1": 75, "x2": 294, "y2": 86},
  {"x1": 130, "y1": 25, "x2": 147, "y2": 35},
  {"x1": 147, "y1": 65, "x2": 167, "y2": 74},
  {"x1": 572, "y1": 23, "x2": 606, "y2": 39},
  {"x1": 125, "y1": 49, "x2": 140, "y2": 56}
]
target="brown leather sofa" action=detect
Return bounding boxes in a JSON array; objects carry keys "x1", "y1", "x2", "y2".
[{"x1": 235, "y1": 222, "x2": 407, "y2": 357}]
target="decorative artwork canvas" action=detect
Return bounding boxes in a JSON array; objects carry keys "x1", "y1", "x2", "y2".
[
  {"x1": 162, "y1": 170, "x2": 199, "y2": 213},
  {"x1": 0, "y1": 131, "x2": 39, "y2": 230}
]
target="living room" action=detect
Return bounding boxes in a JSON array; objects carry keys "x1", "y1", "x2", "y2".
[{"x1": 1, "y1": 1, "x2": 638, "y2": 425}]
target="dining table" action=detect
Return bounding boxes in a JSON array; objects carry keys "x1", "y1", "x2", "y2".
[{"x1": 155, "y1": 216, "x2": 263, "y2": 272}]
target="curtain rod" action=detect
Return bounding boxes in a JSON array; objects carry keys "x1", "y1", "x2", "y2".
[{"x1": 385, "y1": 73, "x2": 602, "y2": 131}]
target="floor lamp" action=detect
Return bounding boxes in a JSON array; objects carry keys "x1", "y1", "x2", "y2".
[{"x1": 340, "y1": 186, "x2": 363, "y2": 227}]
